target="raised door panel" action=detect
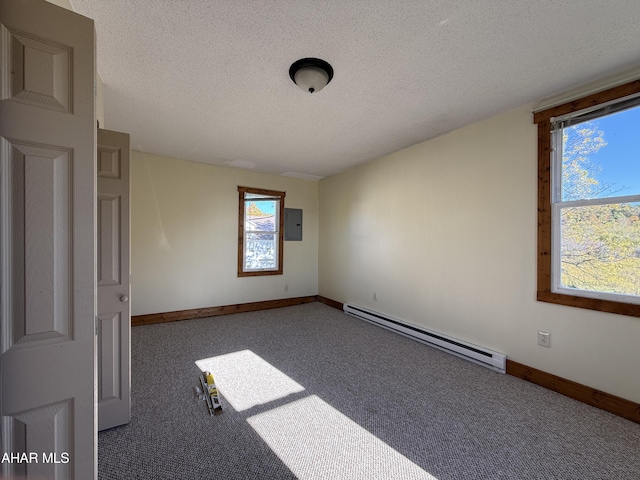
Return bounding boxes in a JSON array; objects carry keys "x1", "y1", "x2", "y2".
[
  {"x1": 2, "y1": 401, "x2": 72, "y2": 479},
  {"x1": 3, "y1": 141, "x2": 73, "y2": 349},
  {"x1": 98, "y1": 194, "x2": 121, "y2": 287},
  {"x1": 3, "y1": 24, "x2": 72, "y2": 112}
]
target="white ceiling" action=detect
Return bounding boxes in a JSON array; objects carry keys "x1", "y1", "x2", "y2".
[{"x1": 71, "y1": 0, "x2": 640, "y2": 179}]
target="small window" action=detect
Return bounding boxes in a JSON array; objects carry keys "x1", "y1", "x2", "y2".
[
  {"x1": 535, "y1": 80, "x2": 640, "y2": 316},
  {"x1": 237, "y1": 186, "x2": 285, "y2": 276}
]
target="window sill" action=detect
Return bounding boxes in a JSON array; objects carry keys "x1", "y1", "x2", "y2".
[
  {"x1": 238, "y1": 269, "x2": 283, "y2": 277},
  {"x1": 537, "y1": 290, "x2": 640, "y2": 317}
]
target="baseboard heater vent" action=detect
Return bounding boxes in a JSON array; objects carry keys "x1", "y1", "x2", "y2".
[{"x1": 343, "y1": 304, "x2": 506, "y2": 374}]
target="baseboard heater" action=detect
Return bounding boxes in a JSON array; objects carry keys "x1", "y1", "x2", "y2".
[{"x1": 343, "y1": 304, "x2": 506, "y2": 374}]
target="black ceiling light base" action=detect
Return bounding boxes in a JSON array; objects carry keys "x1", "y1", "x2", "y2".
[{"x1": 289, "y1": 58, "x2": 334, "y2": 94}]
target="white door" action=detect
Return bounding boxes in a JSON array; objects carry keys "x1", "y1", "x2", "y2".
[
  {"x1": 97, "y1": 128, "x2": 131, "y2": 431},
  {"x1": 0, "y1": 0, "x2": 96, "y2": 478}
]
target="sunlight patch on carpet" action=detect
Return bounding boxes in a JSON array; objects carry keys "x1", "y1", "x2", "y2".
[
  {"x1": 195, "y1": 350, "x2": 305, "y2": 411},
  {"x1": 247, "y1": 395, "x2": 439, "y2": 480}
]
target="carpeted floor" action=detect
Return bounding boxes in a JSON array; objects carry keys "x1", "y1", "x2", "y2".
[{"x1": 98, "y1": 302, "x2": 640, "y2": 479}]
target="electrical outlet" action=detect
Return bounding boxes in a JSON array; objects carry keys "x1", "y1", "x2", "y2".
[
  {"x1": 537, "y1": 331, "x2": 550, "y2": 348},
  {"x1": 373, "y1": 292, "x2": 378, "y2": 301},
  {"x1": 285, "y1": 284, "x2": 289, "y2": 292}
]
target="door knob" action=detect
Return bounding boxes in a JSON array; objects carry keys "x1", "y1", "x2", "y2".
[{"x1": 119, "y1": 295, "x2": 129, "y2": 303}]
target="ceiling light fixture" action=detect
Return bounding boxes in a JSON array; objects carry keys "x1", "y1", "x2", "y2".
[{"x1": 289, "y1": 58, "x2": 334, "y2": 94}]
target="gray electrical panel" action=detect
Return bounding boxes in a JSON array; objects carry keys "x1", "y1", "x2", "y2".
[{"x1": 284, "y1": 208, "x2": 303, "y2": 241}]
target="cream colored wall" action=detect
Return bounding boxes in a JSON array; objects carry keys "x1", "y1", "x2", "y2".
[
  {"x1": 131, "y1": 151, "x2": 319, "y2": 316},
  {"x1": 319, "y1": 106, "x2": 640, "y2": 404},
  {"x1": 95, "y1": 72, "x2": 105, "y2": 127}
]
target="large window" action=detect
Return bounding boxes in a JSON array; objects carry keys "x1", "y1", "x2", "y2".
[
  {"x1": 238, "y1": 186, "x2": 285, "y2": 276},
  {"x1": 535, "y1": 80, "x2": 640, "y2": 316}
]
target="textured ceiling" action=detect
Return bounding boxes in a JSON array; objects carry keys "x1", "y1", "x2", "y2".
[{"x1": 71, "y1": 0, "x2": 640, "y2": 179}]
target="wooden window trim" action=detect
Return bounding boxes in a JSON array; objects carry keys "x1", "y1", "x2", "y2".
[
  {"x1": 238, "y1": 186, "x2": 285, "y2": 277},
  {"x1": 535, "y1": 80, "x2": 640, "y2": 317}
]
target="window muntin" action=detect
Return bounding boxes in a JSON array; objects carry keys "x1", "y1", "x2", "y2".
[
  {"x1": 536, "y1": 80, "x2": 640, "y2": 317},
  {"x1": 238, "y1": 187, "x2": 285, "y2": 276}
]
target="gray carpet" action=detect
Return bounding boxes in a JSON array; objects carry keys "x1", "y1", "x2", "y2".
[{"x1": 98, "y1": 302, "x2": 640, "y2": 479}]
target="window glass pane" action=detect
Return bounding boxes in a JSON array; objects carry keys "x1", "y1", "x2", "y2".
[
  {"x1": 560, "y1": 202, "x2": 640, "y2": 297},
  {"x1": 245, "y1": 233, "x2": 277, "y2": 270},
  {"x1": 245, "y1": 200, "x2": 277, "y2": 233},
  {"x1": 562, "y1": 105, "x2": 640, "y2": 201}
]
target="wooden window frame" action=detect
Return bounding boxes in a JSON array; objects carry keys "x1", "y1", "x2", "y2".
[
  {"x1": 237, "y1": 186, "x2": 285, "y2": 277},
  {"x1": 534, "y1": 79, "x2": 640, "y2": 317}
]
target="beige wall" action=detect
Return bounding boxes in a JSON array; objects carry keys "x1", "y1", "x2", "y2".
[
  {"x1": 131, "y1": 151, "x2": 319, "y2": 316},
  {"x1": 96, "y1": 71, "x2": 105, "y2": 127},
  {"x1": 319, "y1": 106, "x2": 640, "y2": 404}
]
